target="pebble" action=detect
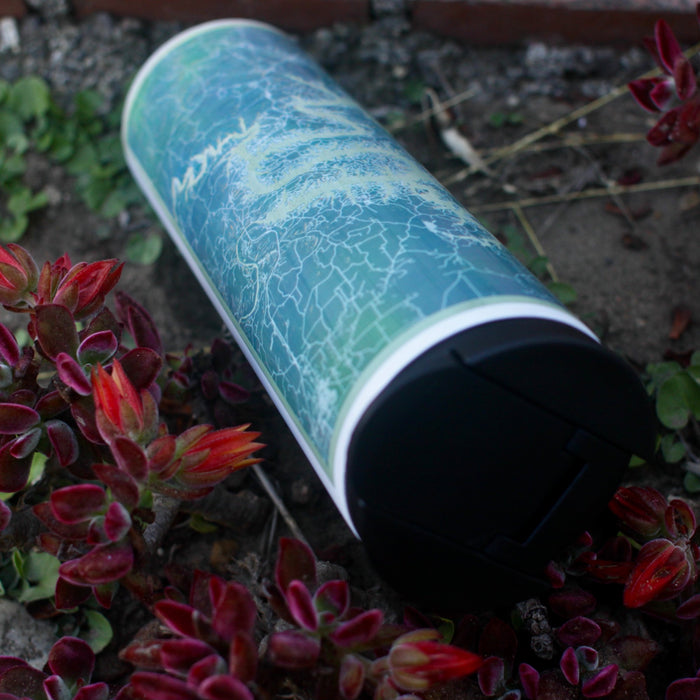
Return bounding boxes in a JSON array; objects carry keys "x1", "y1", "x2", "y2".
[
  {"x1": 0, "y1": 18, "x2": 19, "y2": 53},
  {"x1": 0, "y1": 598, "x2": 57, "y2": 669}
]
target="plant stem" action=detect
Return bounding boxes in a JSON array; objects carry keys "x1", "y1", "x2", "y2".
[
  {"x1": 141, "y1": 493, "x2": 180, "y2": 553},
  {"x1": 471, "y1": 176, "x2": 700, "y2": 213},
  {"x1": 444, "y1": 42, "x2": 700, "y2": 184}
]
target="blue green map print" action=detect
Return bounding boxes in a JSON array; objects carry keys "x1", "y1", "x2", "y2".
[{"x1": 123, "y1": 21, "x2": 561, "y2": 476}]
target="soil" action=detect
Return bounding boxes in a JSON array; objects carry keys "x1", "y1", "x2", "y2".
[{"x1": 2, "y1": 6, "x2": 700, "y2": 697}]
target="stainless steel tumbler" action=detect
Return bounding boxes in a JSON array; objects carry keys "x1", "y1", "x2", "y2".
[{"x1": 123, "y1": 21, "x2": 655, "y2": 606}]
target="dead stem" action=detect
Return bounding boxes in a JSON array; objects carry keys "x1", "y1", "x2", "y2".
[
  {"x1": 471, "y1": 176, "x2": 700, "y2": 213},
  {"x1": 573, "y1": 145, "x2": 638, "y2": 229},
  {"x1": 511, "y1": 204, "x2": 559, "y2": 282},
  {"x1": 387, "y1": 85, "x2": 478, "y2": 133},
  {"x1": 252, "y1": 464, "x2": 313, "y2": 552},
  {"x1": 444, "y1": 42, "x2": 700, "y2": 185},
  {"x1": 481, "y1": 132, "x2": 647, "y2": 155},
  {"x1": 534, "y1": 163, "x2": 599, "y2": 240}
]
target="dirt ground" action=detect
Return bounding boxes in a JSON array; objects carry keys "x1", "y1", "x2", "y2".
[{"x1": 3, "y1": 9, "x2": 700, "y2": 694}]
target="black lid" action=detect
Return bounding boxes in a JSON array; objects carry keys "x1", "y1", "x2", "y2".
[{"x1": 346, "y1": 317, "x2": 656, "y2": 611}]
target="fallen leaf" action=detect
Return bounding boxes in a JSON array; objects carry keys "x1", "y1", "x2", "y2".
[
  {"x1": 528, "y1": 166, "x2": 563, "y2": 180},
  {"x1": 621, "y1": 233, "x2": 648, "y2": 250},
  {"x1": 605, "y1": 202, "x2": 652, "y2": 220},
  {"x1": 669, "y1": 305, "x2": 692, "y2": 340},
  {"x1": 663, "y1": 348, "x2": 694, "y2": 366},
  {"x1": 679, "y1": 190, "x2": 700, "y2": 212},
  {"x1": 617, "y1": 169, "x2": 644, "y2": 186}
]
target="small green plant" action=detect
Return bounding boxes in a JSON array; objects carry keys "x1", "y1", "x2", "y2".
[
  {"x1": 643, "y1": 355, "x2": 700, "y2": 490},
  {"x1": 488, "y1": 111, "x2": 524, "y2": 129},
  {"x1": 499, "y1": 224, "x2": 577, "y2": 305},
  {"x1": 0, "y1": 76, "x2": 52, "y2": 242},
  {"x1": 0, "y1": 75, "x2": 157, "y2": 261}
]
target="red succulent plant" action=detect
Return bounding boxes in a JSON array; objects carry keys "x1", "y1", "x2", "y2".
[
  {"x1": 628, "y1": 7, "x2": 700, "y2": 164},
  {"x1": 0, "y1": 243, "x2": 263, "y2": 610},
  {"x1": 120, "y1": 538, "x2": 483, "y2": 700},
  {"x1": 0, "y1": 636, "x2": 107, "y2": 700},
  {"x1": 587, "y1": 486, "x2": 700, "y2": 609}
]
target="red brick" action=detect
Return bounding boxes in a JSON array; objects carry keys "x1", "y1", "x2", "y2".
[
  {"x1": 411, "y1": 0, "x2": 699, "y2": 45},
  {"x1": 0, "y1": 0, "x2": 27, "y2": 17},
  {"x1": 71, "y1": 0, "x2": 369, "y2": 30}
]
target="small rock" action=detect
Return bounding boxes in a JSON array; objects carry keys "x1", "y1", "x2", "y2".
[
  {"x1": 0, "y1": 18, "x2": 19, "y2": 53},
  {"x1": 0, "y1": 598, "x2": 57, "y2": 668},
  {"x1": 290, "y1": 478, "x2": 312, "y2": 505},
  {"x1": 25, "y1": 0, "x2": 69, "y2": 18},
  {"x1": 371, "y1": 0, "x2": 408, "y2": 17}
]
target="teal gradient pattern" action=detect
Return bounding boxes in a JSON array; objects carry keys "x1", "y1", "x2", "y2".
[{"x1": 123, "y1": 21, "x2": 560, "y2": 475}]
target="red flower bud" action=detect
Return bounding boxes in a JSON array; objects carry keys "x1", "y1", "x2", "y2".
[
  {"x1": 339, "y1": 654, "x2": 365, "y2": 700},
  {"x1": 624, "y1": 539, "x2": 693, "y2": 607},
  {"x1": 49, "y1": 259, "x2": 122, "y2": 320},
  {"x1": 173, "y1": 424, "x2": 263, "y2": 489},
  {"x1": 92, "y1": 360, "x2": 158, "y2": 445},
  {"x1": 0, "y1": 243, "x2": 38, "y2": 307},
  {"x1": 609, "y1": 486, "x2": 667, "y2": 538},
  {"x1": 388, "y1": 630, "x2": 483, "y2": 692}
]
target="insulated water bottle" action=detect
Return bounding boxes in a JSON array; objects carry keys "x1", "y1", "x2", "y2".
[{"x1": 123, "y1": 20, "x2": 655, "y2": 607}]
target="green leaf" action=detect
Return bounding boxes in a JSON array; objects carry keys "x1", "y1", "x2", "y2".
[
  {"x1": 65, "y1": 142, "x2": 99, "y2": 176},
  {"x1": 0, "y1": 108, "x2": 24, "y2": 141},
  {"x1": 188, "y1": 513, "x2": 218, "y2": 533},
  {"x1": 656, "y1": 371, "x2": 700, "y2": 429},
  {"x1": 16, "y1": 552, "x2": 60, "y2": 603},
  {"x1": 7, "y1": 187, "x2": 49, "y2": 217},
  {"x1": 98, "y1": 189, "x2": 129, "y2": 218},
  {"x1": 5, "y1": 132, "x2": 28, "y2": 154},
  {"x1": 79, "y1": 177, "x2": 113, "y2": 211},
  {"x1": 435, "y1": 616, "x2": 455, "y2": 643},
  {"x1": 11, "y1": 548, "x2": 25, "y2": 579},
  {"x1": 660, "y1": 433, "x2": 686, "y2": 463},
  {"x1": 73, "y1": 89, "x2": 103, "y2": 123},
  {"x1": 0, "y1": 80, "x2": 10, "y2": 104},
  {"x1": 125, "y1": 231, "x2": 163, "y2": 265},
  {"x1": 646, "y1": 361, "x2": 682, "y2": 394},
  {"x1": 0, "y1": 214, "x2": 28, "y2": 243},
  {"x1": 628, "y1": 454, "x2": 646, "y2": 467},
  {"x1": 97, "y1": 133, "x2": 125, "y2": 165},
  {"x1": 48, "y1": 134, "x2": 76, "y2": 162},
  {"x1": 82, "y1": 609, "x2": 113, "y2": 654},
  {"x1": 489, "y1": 112, "x2": 507, "y2": 128},
  {"x1": 688, "y1": 364, "x2": 700, "y2": 384},
  {"x1": 0, "y1": 152, "x2": 27, "y2": 183},
  {"x1": 684, "y1": 471, "x2": 700, "y2": 494},
  {"x1": 8, "y1": 76, "x2": 51, "y2": 121},
  {"x1": 548, "y1": 281, "x2": 577, "y2": 305},
  {"x1": 501, "y1": 224, "x2": 527, "y2": 258},
  {"x1": 403, "y1": 79, "x2": 426, "y2": 106},
  {"x1": 529, "y1": 255, "x2": 549, "y2": 278}
]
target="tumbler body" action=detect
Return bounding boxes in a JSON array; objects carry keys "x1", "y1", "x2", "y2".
[{"x1": 123, "y1": 21, "x2": 654, "y2": 605}]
